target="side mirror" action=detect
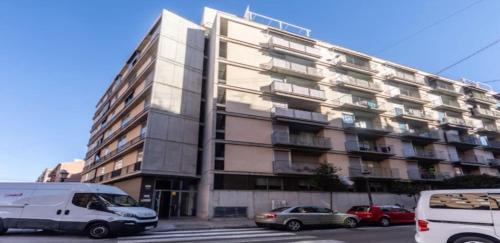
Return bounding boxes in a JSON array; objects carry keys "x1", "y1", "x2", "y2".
[{"x1": 88, "y1": 201, "x2": 105, "y2": 211}]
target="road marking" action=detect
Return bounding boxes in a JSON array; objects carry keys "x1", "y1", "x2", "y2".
[
  {"x1": 147, "y1": 227, "x2": 263, "y2": 234},
  {"x1": 118, "y1": 232, "x2": 299, "y2": 243},
  {"x1": 118, "y1": 229, "x2": 278, "y2": 240},
  {"x1": 204, "y1": 235, "x2": 318, "y2": 243},
  {"x1": 293, "y1": 240, "x2": 346, "y2": 243}
]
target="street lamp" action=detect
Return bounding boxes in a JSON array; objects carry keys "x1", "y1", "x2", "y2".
[
  {"x1": 59, "y1": 169, "x2": 69, "y2": 182},
  {"x1": 362, "y1": 170, "x2": 374, "y2": 206}
]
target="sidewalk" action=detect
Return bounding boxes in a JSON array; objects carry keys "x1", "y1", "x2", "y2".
[{"x1": 153, "y1": 217, "x2": 257, "y2": 232}]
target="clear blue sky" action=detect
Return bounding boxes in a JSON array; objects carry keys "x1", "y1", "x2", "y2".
[{"x1": 1, "y1": 0, "x2": 499, "y2": 181}]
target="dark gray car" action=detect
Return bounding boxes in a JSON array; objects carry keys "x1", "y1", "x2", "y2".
[{"x1": 255, "y1": 206, "x2": 360, "y2": 231}]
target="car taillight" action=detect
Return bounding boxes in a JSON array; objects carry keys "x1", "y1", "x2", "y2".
[
  {"x1": 418, "y1": 219, "x2": 429, "y2": 231},
  {"x1": 264, "y1": 213, "x2": 277, "y2": 219}
]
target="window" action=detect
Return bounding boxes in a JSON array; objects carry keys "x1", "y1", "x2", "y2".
[
  {"x1": 141, "y1": 123, "x2": 147, "y2": 137},
  {"x1": 395, "y1": 68, "x2": 415, "y2": 81},
  {"x1": 345, "y1": 54, "x2": 369, "y2": 68},
  {"x1": 124, "y1": 92, "x2": 134, "y2": 106},
  {"x1": 72, "y1": 193, "x2": 99, "y2": 208},
  {"x1": 114, "y1": 160, "x2": 123, "y2": 170},
  {"x1": 219, "y1": 41, "x2": 227, "y2": 58},
  {"x1": 430, "y1": 193, "x2": 490, "y2": 210},
  {"x1": 137, "y1": 149, "x2": 144, "y2": 162},
  {"x1": 218, "y1": 63, "x2": 227, "y2": 82},
  {"x1": 121, "y1": 114, "x2": 130, "y2": 127},
  {"x1": 215, "y1": 143, "x2": 225, "y2": 158},
  {"x1": 100, "y1": 167, "x2": 106, "y2": 175},
  {"x1": 291, "y1": 207, "x2": 317, "y2": 213},
  {"x1": 220, "y1": 18, "x2": 228, "y2": 36},
  {"x1": 117, "y1": 135, "x2": 127, "y2": 149},
  {"x1": 214, "y1": 207, "x2": 247, "y2": 218},
  {"x1": 104, "y1": 130, "x2": 113, "y2": 139},
  {"x1": 316, "y1": 207, "x2": 333, "y2": 213},
  {"x1": 217, "y1": 87, "x2": 226, "y2": 105},
  {"x1": 102, "y1": 148, "x2": 109, "y2": 156}
]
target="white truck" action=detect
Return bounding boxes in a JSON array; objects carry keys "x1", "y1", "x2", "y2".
[{"x1": 0, "y1": 182, "x2": 157, "y2": 238}]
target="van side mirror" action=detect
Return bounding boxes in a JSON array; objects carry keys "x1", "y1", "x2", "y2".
[{"x1": 88, "y1": 202, "x2": 106, "y2": 211}]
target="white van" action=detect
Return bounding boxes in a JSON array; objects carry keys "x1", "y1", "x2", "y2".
[
  {"x1": 0, "y1": 183, "x2": 157, "y2": 239},
  {"x1": 416, "y1": 189, "x2": 500, "y2": 243}
]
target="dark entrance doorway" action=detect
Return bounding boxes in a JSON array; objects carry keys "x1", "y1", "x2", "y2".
[{"x1": 154, "y1": 178, "x2": 197, "y2": 218}]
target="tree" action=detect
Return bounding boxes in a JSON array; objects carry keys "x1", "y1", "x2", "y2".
[
  {"x1": 311, "y1": 162, "x2": 345, "y2": 209},
  {"x1": 439, "y1": 174, "x2": 500, "y2": 189}
]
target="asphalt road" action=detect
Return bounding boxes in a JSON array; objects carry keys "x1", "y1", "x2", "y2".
[{"x1": 0, "y1": 224, "x2": 416, "y2": 243}]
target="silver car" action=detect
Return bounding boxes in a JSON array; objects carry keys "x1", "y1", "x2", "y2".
[{"x1": 255, "y1": 206, "x2": 360, "y2": 231}]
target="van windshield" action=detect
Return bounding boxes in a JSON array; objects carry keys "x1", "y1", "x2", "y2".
[{"x1": 97, "y1": 193, "x2": 139, "y2": 207}]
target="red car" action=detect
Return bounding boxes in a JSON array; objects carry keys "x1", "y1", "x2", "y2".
[{"x1": 347, "y1": 205, "x2": 415, "y2": 226}]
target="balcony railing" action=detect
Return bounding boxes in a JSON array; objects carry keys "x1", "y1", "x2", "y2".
[
  {"x1": 404, "y1": 149, "x2": 446, "y2": 160},
  {"x1": 399, "y1": 129, "x2": 440, "y2": 140},
  {"x1": 261, "y1": 58, "x2": 324, "y2": 79},
  {"x1": 337, "y1": 95, "x2": 385, "y2": 112},
  {"x1": 446, "y1": 133, "x2": 479, "y2": 146},
  {"x1": 333, "y1": 75, "x2": 381, "y2": 91},
  {"x1": 386, "y1": 74, "x2": 425, "y2": 85},
  {"x1": 268, "y1": 37, "x2": 321, "y2": 57},
  {"x1": 432, "y1": 98, "x2": 465, "y2": 111},
  {"x1": 488, "y1": 159, "x2": 500, "y2": 167},
  {"x1": 349, "y1": 167, "x2": 400, "y2": 179},
  {"x1": 271, "y1": 107, "x2": 328, "y2": 124},
  {"x1": 407, "y1": 170, "x2": 451, "y2": 180},
  {"x1": 439, "y1": 117, "x2": 473, "y2": 127},
  {"x1": 345, "y1": 140, "x2": 394, "y2": 154},
  {"x1": 86, "y1": 161, "x2": 142, "y2": 183},
  {"x1": 336, "y1": 61, "x2": 378, "y2": 74},
  {"x1": 272, "y1": 160, "x2": 320, "y2": 175},
  {"x1": 394, "y1": 108, "x2": 433, "y2": 120},
  {"x1": 469, "y1": 93, "x2": 496, "y2": 104},
  {"x1": 473, "y1": 107, "x2": 500, "y2": 119},
  {"x1": 431, "y1": 82, "x2": 461, "y2": 95},
  {"x1": 477, "y1": 123, "x2": 499, "y2": 133},
  {"x1": 272, "y1": 131, "x2": 332, "y2": 150},
  {"x1": 270, "y1": 81, "x2": 326, "y2": 100},
  {"x1": 342, "y1": 121, "x2": 392, "y2": 133}
]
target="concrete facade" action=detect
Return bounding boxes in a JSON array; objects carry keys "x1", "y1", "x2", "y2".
[{"x1": 83, "y1": 7, "x2": 500, "y2": 219}]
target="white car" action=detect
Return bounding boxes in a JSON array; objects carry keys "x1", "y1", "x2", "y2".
[
  {"x1": 0, "y1": 183, "x2": 158, "y2": 239},
  {"x1": 416, "y1": 189, "x2": 500, "y2": 243}
]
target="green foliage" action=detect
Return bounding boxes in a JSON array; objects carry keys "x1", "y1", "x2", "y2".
[
  {"x1": 439, "y1": 174, "x2": 500, "y2": 189},
  {"x1": 311, "y1": 163, "x2": 344, "y2": 191}
]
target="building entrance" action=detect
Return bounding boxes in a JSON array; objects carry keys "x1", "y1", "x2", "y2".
[{"x1": 153, "y1": 179, "x2": 197, "y2": 218}]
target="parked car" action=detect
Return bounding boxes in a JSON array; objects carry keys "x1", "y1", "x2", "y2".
[
  {"x1": 0, "y1": 183, "x2": 158, "y2": 239},
  {"x1": 416, "y1": 189, "x2": 500, "y2": 243},
  {"x1": 255, "y1": 206, "x2": 360, "y2": 231},
  {"x1": 347, "y1": 205, "x2": 415, "y2": 226}
]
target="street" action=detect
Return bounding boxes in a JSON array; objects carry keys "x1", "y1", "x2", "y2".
[{"x1": 0, "y1": 225, "x2": 416, "y2": 243}]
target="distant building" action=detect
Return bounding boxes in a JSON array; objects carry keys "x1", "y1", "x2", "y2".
[
  {"x1": 40, "y1": 159, "x2": 84, "y2": 182},
  {"x1": 36, "y1": 168, "x2": 53, "y2": 182}
]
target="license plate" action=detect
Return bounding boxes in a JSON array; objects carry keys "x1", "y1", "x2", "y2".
[{"x1": 145, "y1": 226, "x2": 155, "y2": 230}]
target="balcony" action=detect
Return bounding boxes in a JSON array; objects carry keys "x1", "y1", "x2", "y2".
[
  {"x1": 488, "y1": 159, "x2": 500, "y2": 168},
  {"x1": 387, "y1": 89, "x2": 428, "y2": 104},
  {"x1": 404, "y1": 149, "x2": 446, "y2": 162},
  {"x1": 271, "y1": 131, "x2": 332, "y2": 151},
  {"x1": 445, "y1": 133, "x2": 479, "y2": 149},
  {"x1": 483, "y1": 140, "x2": 500, "y2": 153},
  {"x1": 110, "y1": 169, "x2": 122, "y2": 178},
  {"x1": 349, "y1": 167, "x2": 400, "y2": 179},
  {"x1": 342, "y1": 121, "x2": 392, "y2": 137},
  {"x1": 430, "y1": 82, "x2": 462, "y2": 96},
  {"x1": 439, "y1": 117, "x2": 473, "y2": 130},
  {"x1": 468, "y1": 93, "x2": 496, "y2": 105},
  {"x1": 272, "y1": 160, "x2": 320, "y2": 175},
  {"x1": 477, "y1": 123, "x2": 500, "y2": 135},
  {"x1": 393, "y1": 108, "x2": 434, "y2": 123},
  {"x1": 399, "y1": 129, "x2": 440, "y2": 143},
  {"x1": 336, "y1": 96, "x2": 385, "y2": 113},
  {"x1": 385, "y1": 74, "x2": 425, "y2": 86},
  {"x1": 333, "y1": 75, "x2": 382, "y2": 93},
  {"x1": 472, "y1": 107, "x2": 500, "y2": 119},
  {"x1": 335, "y1": 61, "x2": 378, "y2": 75},
  {"x1": 261, "y1": 58, "x2": 324, "y2": 80},
  {"x1": 271, "y1": 107, "x2": 329, "y2": 126},
  {"x1": 407, "y1": 170, "x2": 451, "y2": 181},
  {"x1": 270, "y1": 81, "x2": 326, "y2": 101},
  {"x1": 451, "y1": 156, "x2": 488, "y2": 167},
  {"x1": 432, "y1": 98, "x2": 467, "y2": 112},
  {"x1": 345, "y1": 140, "x2": 395, "y2": 160},
  {"x1": 267, "y1": 36, "x2": 321, "y2": 59}
]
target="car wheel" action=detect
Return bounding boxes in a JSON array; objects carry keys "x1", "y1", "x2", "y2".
[
  {"x1": 379, "y1": 217, "x2": 390, "y2": 227},
  {"x1": 0, "y1": 220, "x2": 7, "y2": 235},
  {"x1": 87, "y1": 222, "x2": 110, "y2": 239},
  {"x1": 344, "y1": 217, "x2": 358, "y2": 228},
  {"x1": 453, "y1": 236, "x2": 495, "y2": 243},
  {"x1": 255, "y1": 222, "x2": 265, "y2": 228},
  {"x1": 286, "y1": 220, "x2": 302, "y2": 231}
]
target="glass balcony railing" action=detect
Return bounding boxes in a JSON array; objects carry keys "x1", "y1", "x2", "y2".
[
  {"x1": 469, "y1": 93, "x2": 496, "y2": 104},
  {"x1": 394, "y1": 108, "x2": 433, "y2": 120},
  {"x1": 345, "y1": 140, "x2": 394, "y2": 154},
  {"x1": 446, "y1": 133, "x2": 479, "y2": 145},
  {"x1": 407, "y1": 170, "x2": 451, "y2": 180},
  {"x1": 342, "y1": 121, "x2": 392, "y2": 132},
  {"x1": 439, "y1": 117, "x2": 472, "y2": 127},
  {"x1": 334, "y1": 75, "x2": 381, "y2": 91},
  {"x1": 270, "y1": 81, "x2": 326, "y2": 100},
  {"x1": 336, "y1": 60, "x2": 378, "y2": 74},
  {"x1": 272, "y1": 160, "x2": 320, "y2": 175},
  {"x1": 272, "y1": 131, "x2": 332, "y2": 150},
  {"x1": 338, "y1": 95, "x2": 384, "y2": 111},
  {"x1": 349, "y1": 167, "x2": 400, "y2": 178},
  {"x1": 432, "y1": 98, "x2": 464, "y2": 110},
  {"x1": 386, "y1": 73, "x2": 426, "y2": 85},
  {"x1": 261, "y1": 58, "x2": 324, "y2": 79},
  {"x1": 403, "y1": 149, "x2": 446, "y2": 160},
  {"x1": 268, "y1": 37, "x2": 321, "y2": 57},
  {"x1": 271, "y1": 107, "x2": 328, "y2": 124}
]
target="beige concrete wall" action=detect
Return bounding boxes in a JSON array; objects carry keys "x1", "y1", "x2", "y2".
[
  {"x1": 225, "y1": 116, "x2": 272, "y2": 144},
  {"x1": 321, "y1": 129, "x2": 347, "y2": 152},
  {"x1": 226, "y1": 65, "x2": 270, "y2": 91},
  {"x1": 111, "y1": 177, "x2": 142, "y2": 200},
  {"x1": 224, "y1": 144, "x2": 273, "y2": 173},
  {"x1": 322, "y1": 153, "x2": 350, "y2": 177},
  {"x1": 226, "y1": 89, "x2": 273, "y2": 117}
]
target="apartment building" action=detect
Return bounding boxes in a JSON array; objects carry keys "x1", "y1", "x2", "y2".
[
  {"x1": 82, "y1": 7, "x2": 500, "y2": 219},
  {"x1": 38, "y1": 159, "x2": 85, "y2": 182}
]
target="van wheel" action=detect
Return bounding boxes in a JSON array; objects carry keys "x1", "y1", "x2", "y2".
[
  {"x1": 344, "y1": 217, "x2": 358, "y2": 228},
  {"x1": 87, "y1": 222, "x2": 110, "y2": 239},
  {"x1": 286, "y1": 220, "x2": 302, "y2": 231},
  {"x1": 379, "y1": 217, "x2": 390, "y2": 227},
  {"x1": 452, "y1": 236, "x2": 495, "y2": 243}
]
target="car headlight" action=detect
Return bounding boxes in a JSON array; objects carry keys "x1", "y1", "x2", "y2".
[{"x1": 114, "y1": 211, "x2": 137, "y2": 218}]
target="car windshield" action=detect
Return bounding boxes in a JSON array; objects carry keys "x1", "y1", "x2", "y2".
[
  {"x1": 270, "y1": 207, "x2": 290, "y2": 212},
  {"x1": 349, "y1": 206, "x2": 370, "y2": 212},
  {"x1": 96, "y1": 193, "x2": 139, "y2": 207}
]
